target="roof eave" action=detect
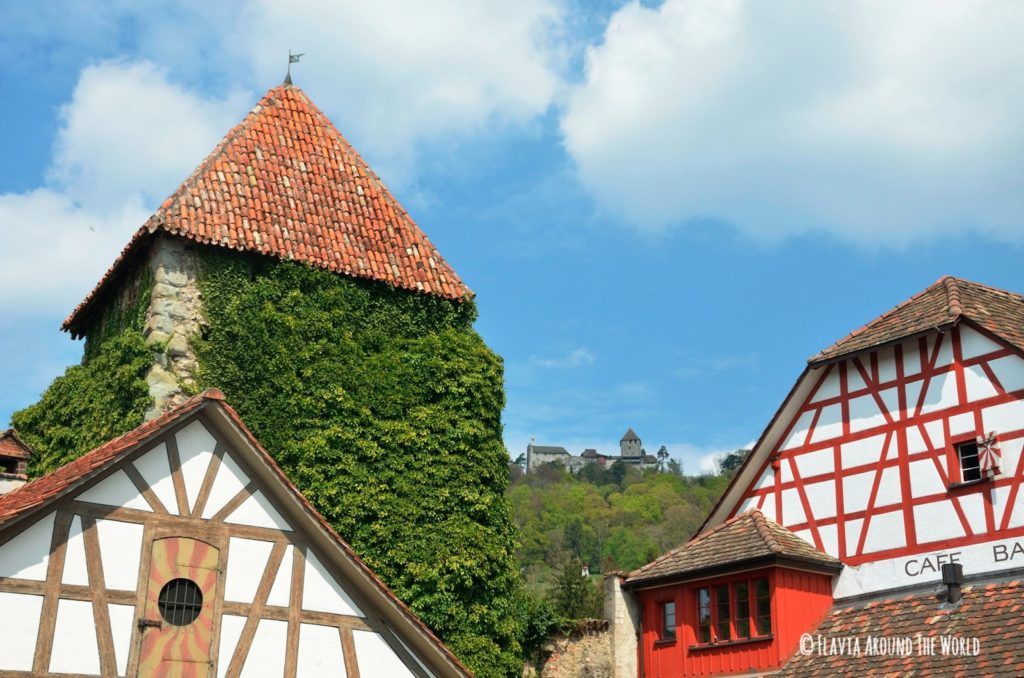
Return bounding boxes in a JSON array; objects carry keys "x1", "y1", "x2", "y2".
[
  {"x1": 807, "y1": 318, "x2": 961, "y2": 368},
  {"x1": 624, "y1": 554, "x2": 842, "y2": 590}
]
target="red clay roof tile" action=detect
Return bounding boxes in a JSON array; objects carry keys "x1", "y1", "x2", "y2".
[
  {"x1": 810, "y1": 276, "x2": 1024, "y2": 364},
  {"x1": 63, "y1": 85, "x2": 470, "y2": 336},
  {"x1": 627, "y1": 509, "x2": 839, "y2": 585},
  {"x1": 778, "y1": 579, "x2": 1024, "y2": 676},
  {"x1": 0, "y1": 429, "x2": 33, "y2": 461}
]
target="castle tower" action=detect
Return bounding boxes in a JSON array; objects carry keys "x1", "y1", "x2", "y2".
[{"x1": 620, "y1": 427, "x2": 641, "y2": 457}]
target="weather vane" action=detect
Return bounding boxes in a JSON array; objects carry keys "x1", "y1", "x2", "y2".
[{"x1": 284, "y1": 50, "x2": 305, "y2": 85}]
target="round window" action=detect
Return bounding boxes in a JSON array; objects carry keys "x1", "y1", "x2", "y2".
[{"x1": 157, "y1": 578, "x2": 204, "y2": 626}]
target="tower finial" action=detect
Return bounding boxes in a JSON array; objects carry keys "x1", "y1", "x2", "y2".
[{"x1": 285, "y1": 50, "x2": 305, "y2": 85}]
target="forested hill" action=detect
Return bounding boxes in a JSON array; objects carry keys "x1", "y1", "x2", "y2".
[{"x1": 507, "y1": 451, "x2": 748, "y2": 605}]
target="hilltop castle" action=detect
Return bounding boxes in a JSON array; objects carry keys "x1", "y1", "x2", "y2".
[{"x1": 526, "y1": 427, "x2": 658, "y2": 472}]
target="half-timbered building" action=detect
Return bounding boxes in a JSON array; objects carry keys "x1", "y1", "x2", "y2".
[
  {"x1": 609, "y1": 276, "x2": 1024, "y2": 676},
  {"x1": 0, "y1": 389, "x2": 468, "y2": 677}
]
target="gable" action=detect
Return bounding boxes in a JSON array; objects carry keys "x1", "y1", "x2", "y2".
[
  {"x1": 715, "y1": 322, "x2": 1024, "y2": 598},
  {"x1": 0, "y1": 406, "x2": 455, "y2": 676}
]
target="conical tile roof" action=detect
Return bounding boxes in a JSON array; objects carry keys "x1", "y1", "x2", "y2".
[{"x1": 64, "y1": 84, "x2": 469, "y2": 336}]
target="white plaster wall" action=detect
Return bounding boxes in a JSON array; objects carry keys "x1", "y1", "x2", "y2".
[
  {"x1": 848, "y1": 394, "x2": 886, "y2": 433},
  {"x1": 933, "y1": 335, "x2": 954, "y2": 367},
  {"x1": 132, "y1": 443, "x2": 179, "y2": 515},
  {"x1": 267, "y1": 544, "x2": 294, "y2": 608},
  {"x1": 920, "y1": 372, "x2": 959, "y2": 415},
  {"x1": 780, "y1": 410, "x2": 815, "y2": 451},
  {"x1": 176, "y1": 420, "x2": 217, "y2": 511},
  {"x1": 847, "y1": 364, "x2": 867, "y2": 391},
  {"x1": 217, "y1": 614, "x2": 247, "y2": 678},
  {"x1": 990, "y1": 354, "x2": 1024, "y2": 393},
  {"x1": 758, "y1": 494, "x2": 776, "y2": 520},
  {"x1": 780, "y1": 488, "x2": 805, "y2": 524},
  {"x1": 49, "y1": 598, "x2": 100, "y2": 675},
  {"x1": 983, "y1": 400, "x2": 1024, "y2": 435},
  {"x1": 109, "y1": 603, "x2": 135, "y2": 676},
  {"x1": 904, "y1": 380, "x2": 923, "y2": 413},
  {"x1": 303, "y1": 551, "x2": 363, "y2": 617},
  {"x1": 841, "y1": 433, "x2": 885, "y2": 469},
  {"x1": 225, "y1": 537, "x2": 274, "y2": 603},
  {"x1": 908, "y1": 459, "x2": 946, "y2": 498},
  {"x1": 877, "y1": 347, "x2": 897, "y2": 383},
  {"x1": 0, "y1": 511, "x2": 54, "y2": 580},
  {"x1": 353, "y1": 630, "x2": 414, "y2": 678},
  {"x1": 844, "y1": 518, "x2": 863, "y2": 555},
  {"x1": 924, "y1": 420, "x2": 945, "y2": 448},
  {"x1": 860, "y1": 510, "x2": 905, "y2": 554},
  {"x1": 241, "y1": 619, "x2": 288, "y2": 677},
  {"x1": 802, "y1": 480, "x2": 837, "y2": 520},
  {"x1": 948, "y1": 412, "x2": 976, "y2": 437},
  {"x1": 809, "y1": 404, "x2": 842, "y2": 443},
  {"x1": 795, "y1": 448, "x2": 834, "y2": 478},
  {"x1": 76, "y1": 469, "x2": 152, "y2": 512},
  {"x1": 297, "y1": 623, "x2": 347, "y2": 676},
  {"x1": 842, "y1": 471, "x2": 875, "y2": 513},
  {"x1": 202, "y1": 451, "x2": 250, "y2": 519},
  {"x1": 835, "y1": 531, "x2": 1024, "y2": 598},
  {"x1": 964, "y1": 364, "x2": 999, "y2": 401},
  {"x1": 959, "y1": 493, "x2": 988, "y2": 534},
  {"x1": 960, "y1": 325, "x2": 1003, "y2": 359},
  {"x1": 96, "y1": 519, "x2": 143, "y2": 590},
  {"x1": 914, "y1": 501, "x2": 966, "y2": 543},
  {"x1": 225, "y1": 491, "x2": 291, "y2": 531},
  {"x1": 811, "y1": 369, "x2": 841, "y2": 402},
  {"x1": 61, "y1": 515, "x2": 89, "y2": 586},
  {"x1": 903, "y1": 339, "x2": 922, "y2": 375},
  {"x1": 818, "y1": 523, "x2": 839, "y2": 557},
  {"x1": 0, "y1": 592, "x2": 42, "y2": 671}
]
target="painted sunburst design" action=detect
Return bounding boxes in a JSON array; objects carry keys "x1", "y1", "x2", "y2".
[{"x1": 139, "y1": 537, "x2": 220, "y2": 677}]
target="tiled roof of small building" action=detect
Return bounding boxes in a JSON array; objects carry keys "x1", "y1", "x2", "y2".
[
  {"x1": 810, "y1": 276, "x2": 1024, "y2": 364},
  {"x1": 627, "y1": 509, "x2": 839, "y2": 585},
  {"x1": 778, "y1": 578, "x2": 1024, "y2": 676},
  {"x1": 0, "y1": 429, "x2": 33, "y2": 461},
  {"x1": 64, "y1": 84, "x2": 469, "y2": 336}
]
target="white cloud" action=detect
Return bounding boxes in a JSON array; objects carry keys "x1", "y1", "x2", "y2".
[
  {"x1": 0, "y1": 61, "x2": 250, "y2": 313},
  {"x1": 50, "y1": 60, "x2": 251, "y2": 209},
  {"x1": 531, "y1": 347, "x2": 596, "y2": 368},
  {"x1": 233, "y1": 0, "x2": 567, "y2": 178},
  {"x1": 562, "y1": 0, "x2": 1024, "y2": 246}
]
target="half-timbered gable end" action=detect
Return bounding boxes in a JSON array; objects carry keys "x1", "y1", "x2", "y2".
[
  {"x1": 618, "y1": 276, "x2": 1024, "y2": 677},
  {"x1": 0, "y1": 390, "x2": 468, "y2": 677}
]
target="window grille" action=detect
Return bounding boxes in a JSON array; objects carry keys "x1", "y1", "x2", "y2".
[{"x1": 158, "y1": 578, "x2": 203, "y2": 626}]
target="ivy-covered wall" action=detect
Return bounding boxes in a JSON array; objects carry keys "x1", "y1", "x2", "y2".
[{"x1": 13, "y1": 245, "x2": 527, "y2": 677}]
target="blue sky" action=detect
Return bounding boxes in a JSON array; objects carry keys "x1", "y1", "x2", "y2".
[{"x1": 2, "y1": 1, "x2": 1023, "y2": 473}]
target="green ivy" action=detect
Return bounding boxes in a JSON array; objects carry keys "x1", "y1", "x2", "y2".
[
  {"x1": 12, "y1": 330, "x2": 152, "y2": 475},
  {"x1": 193, "y1": 253, "x2": 524, "y2": 677}
]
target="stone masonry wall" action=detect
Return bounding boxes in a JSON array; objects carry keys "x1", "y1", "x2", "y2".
[
  {"x1": 142, "y1": 235, "x2": 204, "y2": 418},
  {"x1": 528, "y1": 622, "x2": 612, "y2": 678}
]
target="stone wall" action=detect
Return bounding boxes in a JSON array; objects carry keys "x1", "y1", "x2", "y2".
[
  {"x1": 142, "y1": 235, "x2": 204, "y2": 418},
  {"x1": 528, "y1": 621, "x2": 612, "y2": 678},
  {"x1": 604, "y1": 573, "x2": 640, "y2": 678}
]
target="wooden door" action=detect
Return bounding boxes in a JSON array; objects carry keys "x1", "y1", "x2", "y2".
[{"x1": 137, "y1": 537, "x2": 221, "y2": 677}]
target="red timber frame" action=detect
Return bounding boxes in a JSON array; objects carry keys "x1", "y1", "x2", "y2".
[{"x1": 731, "y1": 320, "x2": 1024, "y2": 566}]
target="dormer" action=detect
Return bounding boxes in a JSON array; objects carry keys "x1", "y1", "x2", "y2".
[
  {"x1": 624, "y1": 510, "x2": 841, "y2": 676},
  {"x1": 0, "y1": 429, "x2": 31, "y2": 494}
]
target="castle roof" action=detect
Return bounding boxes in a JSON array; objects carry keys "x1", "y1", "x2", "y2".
[
  {"x1": 64, "y1": 84, "x2": 470, "y2": 337},
  {"x1": 810, "y1": 276, "x2": 1024, "y2": 364},
  {"x1": 620, "y1": 428, "x2": 640, "y2": 442}
]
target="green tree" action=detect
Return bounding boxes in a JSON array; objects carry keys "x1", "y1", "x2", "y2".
[{"x1": 550, "y1": 558, "x2": 601, "y2": 620}]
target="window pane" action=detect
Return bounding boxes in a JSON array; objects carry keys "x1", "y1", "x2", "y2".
[
  {"x1": 660, "y1": 601, "x2": 676, "y2": 640},
  {"x1": 755, "y1": 578, "x2": 771, "y2": 635},
  {"x1": 697, "y1": 588, "x2": 711, "y2": 644},
  {"x1": 959, "y1": 442, "x2": 981, "y2": 482},
  {"x1": 715, "y1": 584, "x2": 731, "y2": 641},
  {"x1": 734, "y1": 582, "x2": 750, "y2": 638}
]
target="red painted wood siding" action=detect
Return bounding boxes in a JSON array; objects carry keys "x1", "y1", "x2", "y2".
[{"x1": 638, "y1": 567, "x2": 832, "y2": 677}]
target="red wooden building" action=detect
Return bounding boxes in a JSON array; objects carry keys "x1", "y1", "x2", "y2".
[{"x1": 610, "y1": 277, "x2": 1024, "y2": 676}]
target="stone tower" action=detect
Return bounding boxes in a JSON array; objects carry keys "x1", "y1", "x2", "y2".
[
  {"x1": 620, "y1": 427, "x2": 641, "y2": 457},
  {"x1": 62, "y1": 84, "x2": 469, "y2": 419}
]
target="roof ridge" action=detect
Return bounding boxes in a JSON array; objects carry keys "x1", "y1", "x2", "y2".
[
  {"x1": 942, "y1": 275, "x2": 964, "y2": 317},
  {"x1": 750, "y1": 509, "x2": 783, "y2": 553},
  {"x1": 154, "y1": 87, "x2": 285, "y2": 227},
  {"x1": 808, "y1": 277, "x2": 953, "y2": 364},
  {"x1": 630, "y1": 509, "x2": 760, "y2": 575}
]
